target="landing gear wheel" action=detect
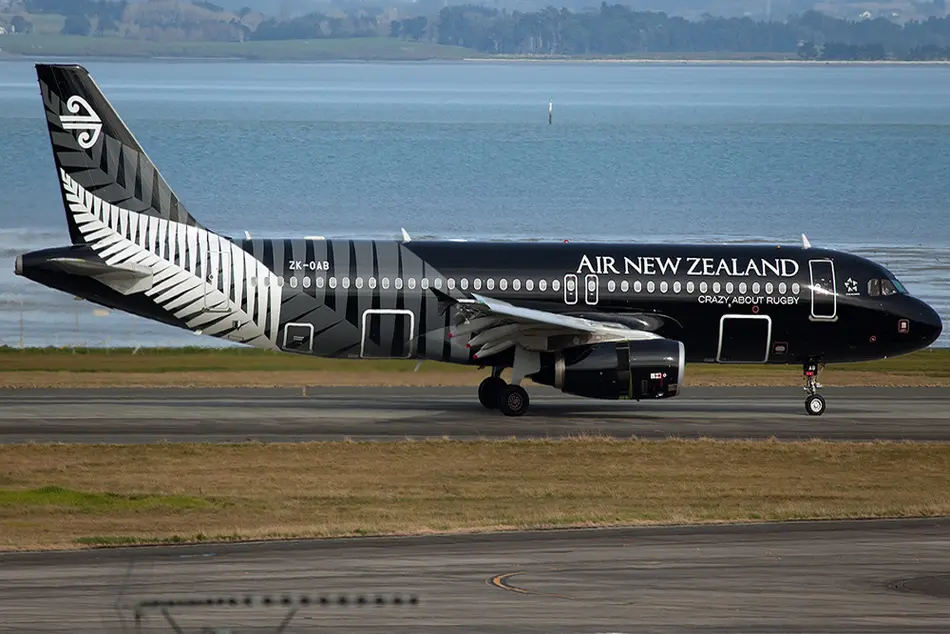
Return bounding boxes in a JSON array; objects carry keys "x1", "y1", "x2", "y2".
[
  {"x1": 805, "y1": 394, "x2": 826, "y2": 416},
  {"x1": 498, "y1": 385, "x2": 529, "y2": 417},
  {"x1": 478, "y1": 377, "x2": 506, "y2": 409},
  {"x1": 802, "y1": 358, "x2": 825, "y2": 416}
]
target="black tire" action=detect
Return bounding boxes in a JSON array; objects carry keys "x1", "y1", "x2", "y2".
[
  {"x1": 478, "y1": 377, "x2": 506, "y2": 409},
  {"x1": 498, "y1": 385, "x2": 529, "y2": 417},
  {"x1": 805, "y1": 394, "x2": 826, "y2": 416}
]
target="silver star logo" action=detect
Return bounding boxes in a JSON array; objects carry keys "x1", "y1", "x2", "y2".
[{"x1": 845, "y1": 278, "x2": 858, "y2": 294}]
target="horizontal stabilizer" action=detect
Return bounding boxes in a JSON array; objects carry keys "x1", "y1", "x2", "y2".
[{"x1": 48, "y1": 256, "x2": 153, "y2": 295}]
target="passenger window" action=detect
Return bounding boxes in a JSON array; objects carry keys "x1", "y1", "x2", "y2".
[{"x1": 868, "y1": 279, "x2": 880, "y2": 297}]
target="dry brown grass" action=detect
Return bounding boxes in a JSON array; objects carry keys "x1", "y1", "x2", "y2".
[
  {"x1": 0, "y1": 369, "x2": 945, "y2": 389},
  {"x1": 0, "y1": 347, "x2": 945, "y2": 388},
  {"x1": 1, "y1": 439, "x2": 949, "y2": 551}
]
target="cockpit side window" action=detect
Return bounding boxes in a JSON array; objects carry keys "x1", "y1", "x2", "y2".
[
  {"x1": 881, "y1": 279, "x2": 898, "y2": 296},
  {"x1": 868, "y1": 279, "x2": 880, "y2": 297}
]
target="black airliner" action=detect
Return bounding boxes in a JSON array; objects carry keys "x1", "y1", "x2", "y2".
[{"x1": 15, "y1": 64, "x2": 943, "y2": 417}]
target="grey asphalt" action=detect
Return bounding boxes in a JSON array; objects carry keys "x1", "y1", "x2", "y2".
[
  {"x1": 2, "y1": 519, "x2": 950, "y2": 633},
  {"x1": 0, "y1": 386, "x2": 949, "y2": 443}
]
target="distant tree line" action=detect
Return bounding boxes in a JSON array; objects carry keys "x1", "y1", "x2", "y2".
[
  {"x1": 410, "y1": 5, "x2": 950, "y2": 57},
  {"x1": 254, "y1": 11, "x2": 382, "y2": 39}
]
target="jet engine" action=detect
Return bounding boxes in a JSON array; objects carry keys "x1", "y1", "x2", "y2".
[{"x1": 531, "y1": 339, "x2": 685, "y2": 400}]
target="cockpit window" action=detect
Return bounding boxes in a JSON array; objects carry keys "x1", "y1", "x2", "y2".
[{"x1": 868, "y1": 276, "x2": 907, "y2": 297}]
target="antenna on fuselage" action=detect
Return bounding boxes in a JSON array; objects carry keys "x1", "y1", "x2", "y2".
[{"x1": 801, "y1": 233, "x2": 812, "y2": 249}]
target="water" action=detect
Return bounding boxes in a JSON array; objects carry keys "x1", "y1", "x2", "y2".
[{"x1": 1, "y1": 59, "x2": 948, "y2": 347}]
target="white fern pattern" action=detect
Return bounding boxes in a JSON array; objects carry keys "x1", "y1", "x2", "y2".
[{"x1": 60, "y1": 168, "x2": 280, "y2": 348}]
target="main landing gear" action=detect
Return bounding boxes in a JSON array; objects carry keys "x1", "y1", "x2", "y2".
[
  {"x1": 478, "y1": 368, "x2": 529, "y2": 417},
  {"x1": 803, "y1": 359, "x2": 826, "y2": 416}
]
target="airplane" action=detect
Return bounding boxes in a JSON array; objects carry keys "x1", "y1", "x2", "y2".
[{"x1": 14, "y1": 64, "x2": 943, "y2": 417}]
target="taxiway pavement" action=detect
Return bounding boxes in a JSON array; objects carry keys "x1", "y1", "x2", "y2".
[
  {"x1": 0, "y1": 386, "x2": 948, "y2": 443},
  {"x1": 1, "y1": 519, "x2": 949, "y2": 633}
]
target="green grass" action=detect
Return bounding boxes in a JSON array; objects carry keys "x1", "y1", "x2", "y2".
[
  {"x1": 0, "y1": 34, "x2": 476, "y2": 60},
  {"x1": 0, "y1": 485, "x2": 212, "y2": 512}
]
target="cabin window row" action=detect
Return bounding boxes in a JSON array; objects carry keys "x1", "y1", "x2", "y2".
[{"x1": 276, "y1": 276, "x2": 802, "y2": 296}]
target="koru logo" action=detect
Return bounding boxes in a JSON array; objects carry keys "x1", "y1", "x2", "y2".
[
  {"x1": 845, "y1": 277, "x2": 859, "y2": 295},
  {"x1": 59, "y1": 95, "x2": 102, "y2": 150}
]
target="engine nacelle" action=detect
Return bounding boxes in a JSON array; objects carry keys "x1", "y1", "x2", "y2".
[{"x1": 531, "y1": 339, "x2": 685, "y2": 400}]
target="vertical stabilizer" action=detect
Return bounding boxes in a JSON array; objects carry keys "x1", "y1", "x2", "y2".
[{"x1": 35, "y1": 64, "x2": 206, "y2": 245}]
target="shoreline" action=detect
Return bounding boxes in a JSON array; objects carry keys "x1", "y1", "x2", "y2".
[{"x1": 4, "y1": 51, "x2": 950, "y2": 65}]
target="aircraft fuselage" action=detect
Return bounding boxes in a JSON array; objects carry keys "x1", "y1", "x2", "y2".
[{"x1": 19, "y1": 239, "x2": 942, "y2": 367}]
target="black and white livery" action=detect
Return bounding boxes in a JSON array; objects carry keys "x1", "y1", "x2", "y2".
[{"x1": 15, "y1": 64, "x2": 943, "y2": 417}]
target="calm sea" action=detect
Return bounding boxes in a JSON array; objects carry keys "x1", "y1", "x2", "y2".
[{"x1": 1, "y1": 59, "x2": 948, "y2": 348}]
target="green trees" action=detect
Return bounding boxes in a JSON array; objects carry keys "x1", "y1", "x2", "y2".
[{"x1": 424, "y1": 4, "x2": 950, "y2": 58}]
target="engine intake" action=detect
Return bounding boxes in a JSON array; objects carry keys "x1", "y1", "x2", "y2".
[{"x1": 531, "y1": 339, "x2": 685, "y2": 400}]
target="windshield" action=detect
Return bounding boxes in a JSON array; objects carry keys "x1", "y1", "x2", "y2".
[{"x1": 867, "y1": 271, "x2": 909, "y2": 297}]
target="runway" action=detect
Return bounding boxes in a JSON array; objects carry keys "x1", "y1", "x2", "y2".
[
  {"x1": 1, "y1": 519, "x2": 950, "y2": 633},
  {"x1": 1, "y1": 386, "x2": 949, "y2": 442}
]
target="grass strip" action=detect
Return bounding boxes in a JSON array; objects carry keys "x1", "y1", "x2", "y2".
[
  {"x1": 0, "y1": 347, "x2": 947, "y2": 388},
  {"x1": 1, "y1": 438, "x2": 949, "y2": 551}
]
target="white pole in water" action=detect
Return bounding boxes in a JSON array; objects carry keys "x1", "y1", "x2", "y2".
[{"x1": 549, "y1": 98, "x2": 553, "y2": 124}]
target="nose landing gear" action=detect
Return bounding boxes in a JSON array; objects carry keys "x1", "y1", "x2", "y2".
[{"x1": 803, "y1": 359, "x2": 826, "y2": 416}]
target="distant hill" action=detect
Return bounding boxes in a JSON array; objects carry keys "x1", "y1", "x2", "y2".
[
  {"x1": 0, "y1": 0, "x2": 948, "y2": 60},
  {"x1": 110, "y1": 0, "x2": 950, "y2": 20}
]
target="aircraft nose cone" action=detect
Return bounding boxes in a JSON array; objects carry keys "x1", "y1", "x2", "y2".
[{"x1": 915, "y1": 300, "x2": 943, "y2": 348}]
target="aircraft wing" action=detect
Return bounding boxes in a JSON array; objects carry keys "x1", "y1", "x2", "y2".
[{"x1": 448, "y1": 291, "x2": 660, "y2": 360}]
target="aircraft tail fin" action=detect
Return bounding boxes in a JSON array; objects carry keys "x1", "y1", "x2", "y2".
[{"x1": 35, "y1": 64, "x2": 207, "y2": 245}]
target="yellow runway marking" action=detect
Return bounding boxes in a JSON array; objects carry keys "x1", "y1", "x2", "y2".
[{"x1": 488, "y1": 571, "x2": 574, "y2": 600}]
